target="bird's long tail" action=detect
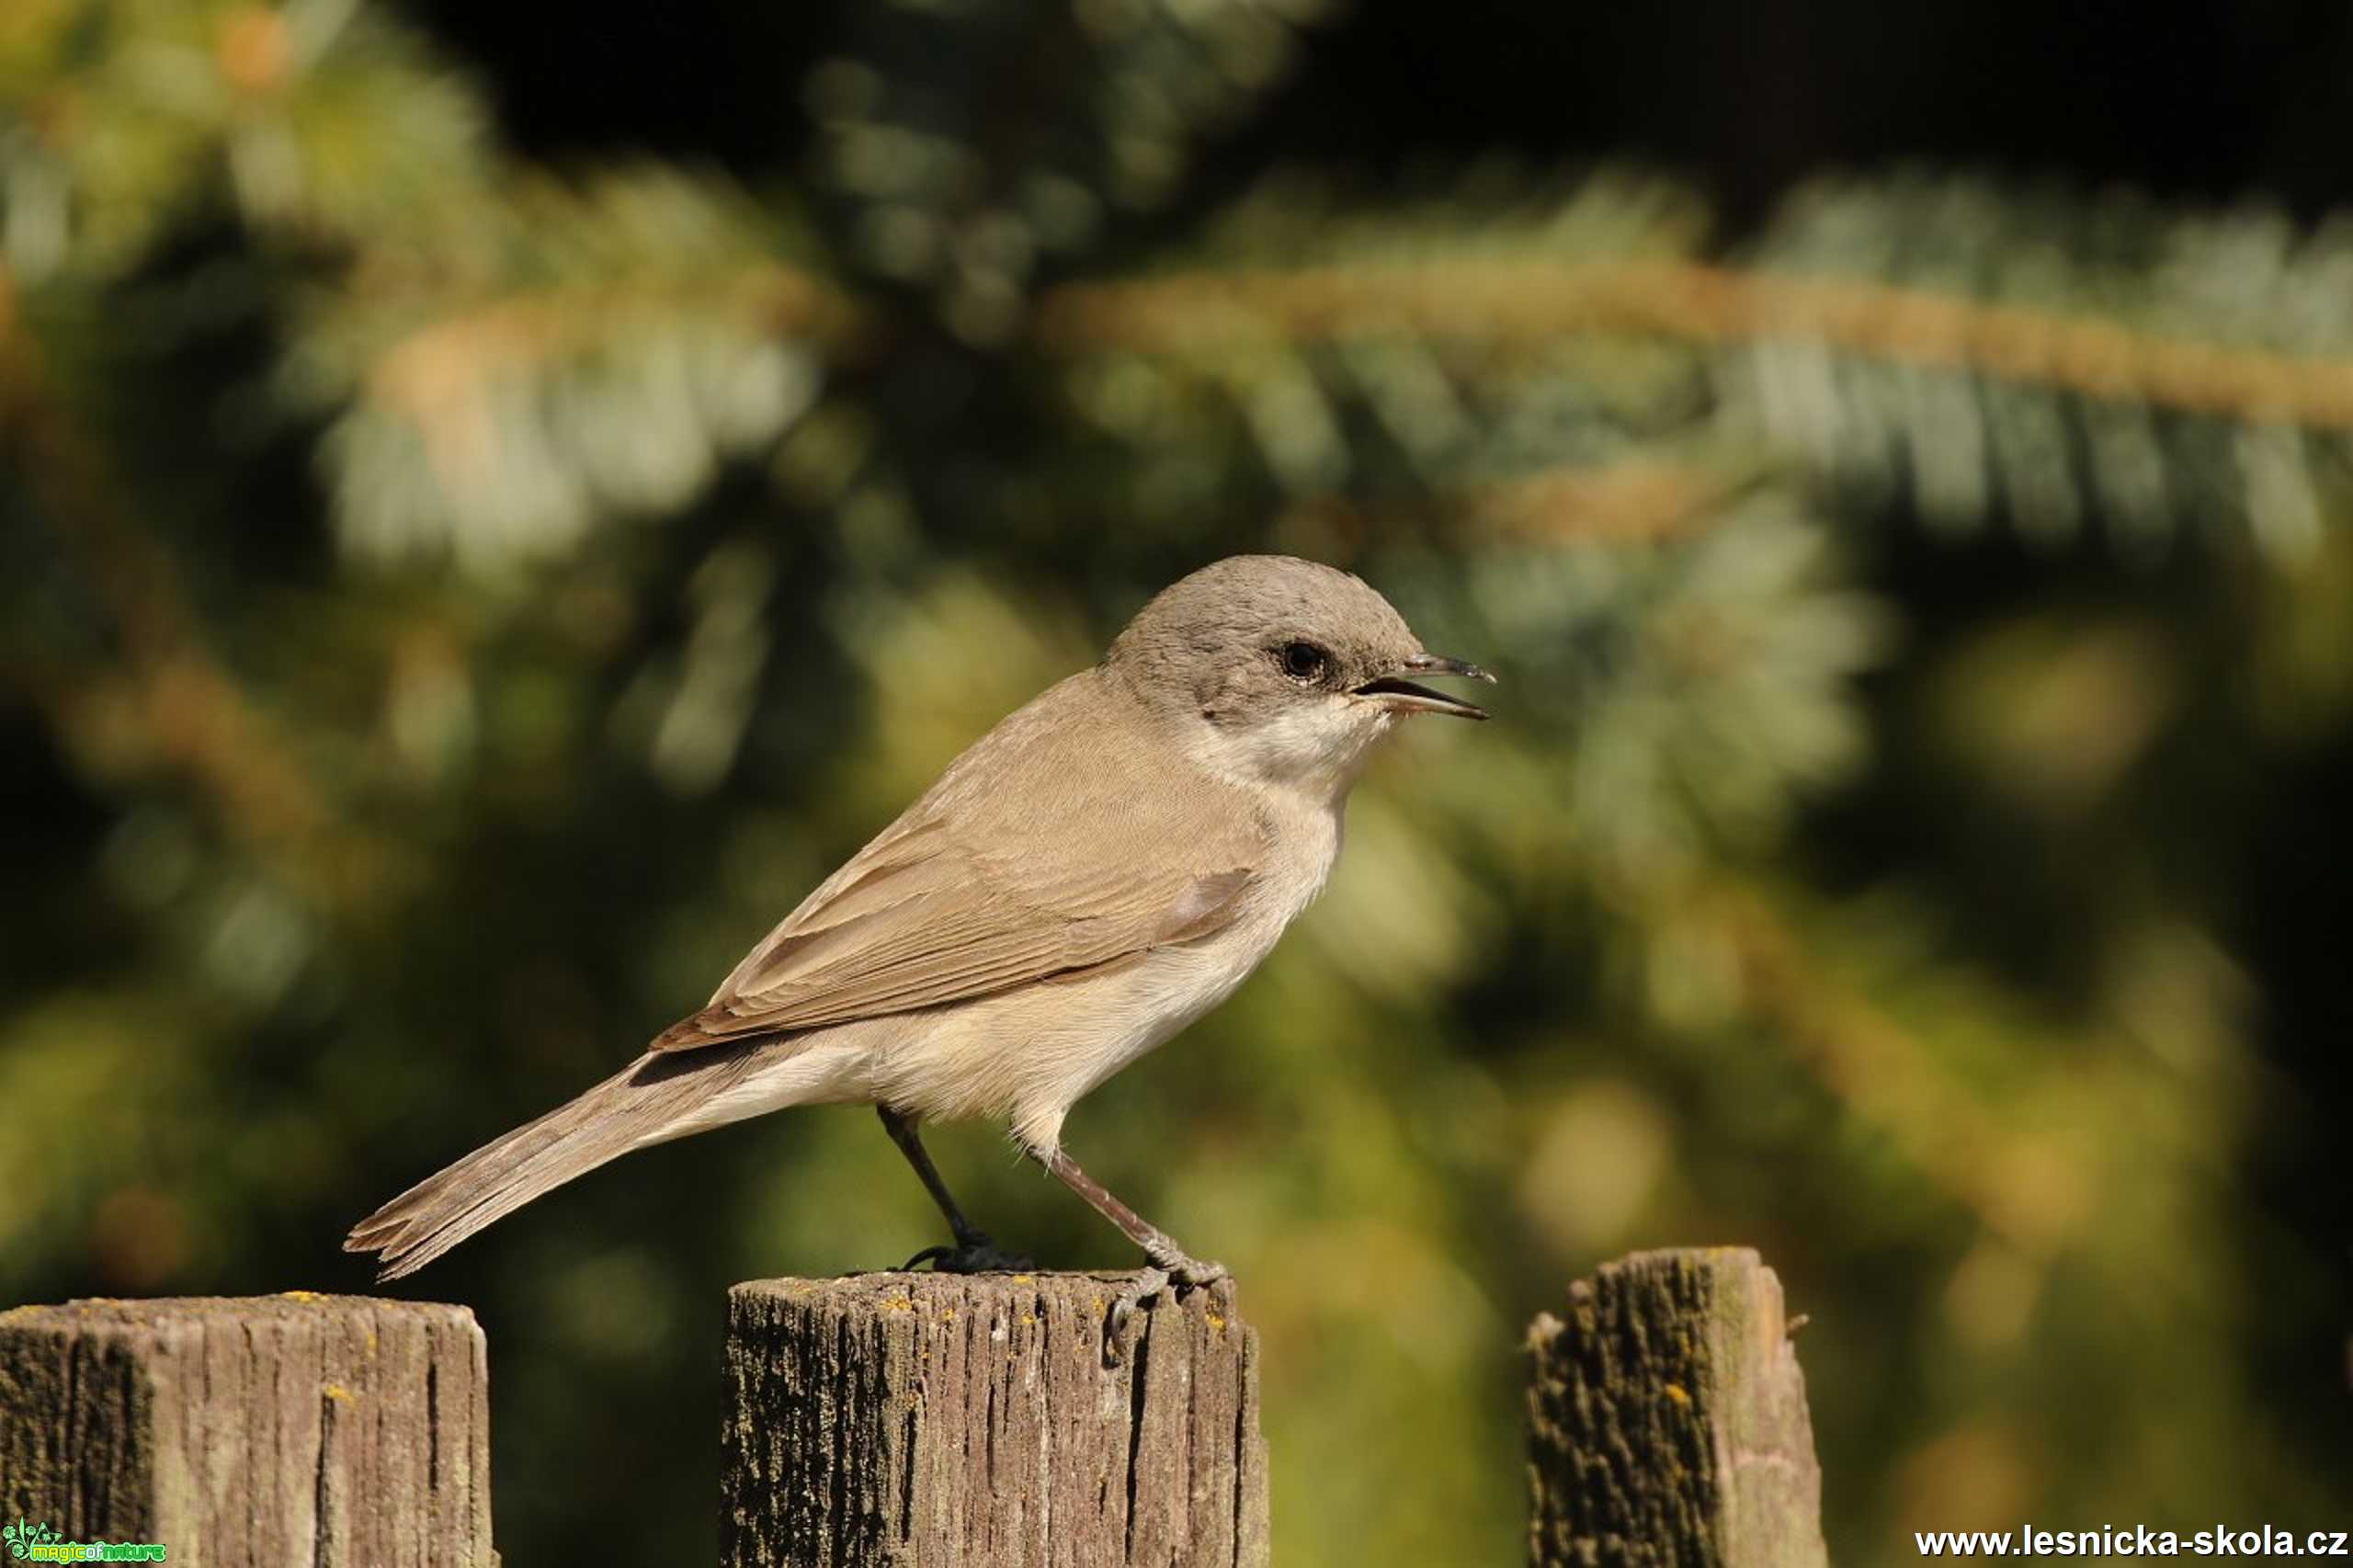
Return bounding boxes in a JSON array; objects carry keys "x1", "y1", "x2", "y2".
[{"x1": 344, "y1": 1045, "x2": 762, "y2": 1280}]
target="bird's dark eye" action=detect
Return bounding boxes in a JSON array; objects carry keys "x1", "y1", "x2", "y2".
[{"x1": 1278, "y1": 641, "x2": 1329, "y2": 683}]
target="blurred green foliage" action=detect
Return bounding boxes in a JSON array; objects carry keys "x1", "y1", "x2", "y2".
[{"x1": 4, "y1": 0, "x2": 2349, "y2": 1562}]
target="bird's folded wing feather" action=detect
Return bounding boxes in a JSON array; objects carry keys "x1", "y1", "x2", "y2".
[{"x1": 649, "y1": 684, "x2": 1265, "y2": 1052}]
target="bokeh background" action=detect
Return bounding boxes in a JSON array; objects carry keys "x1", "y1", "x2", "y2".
[{"x1": 6, "y1": 0, "x2": 2351, "y2": 1561}]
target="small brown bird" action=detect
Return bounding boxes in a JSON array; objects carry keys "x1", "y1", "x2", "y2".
[{"x1": 347, "y1": 555, "x2": 1490, "y2": 1319}]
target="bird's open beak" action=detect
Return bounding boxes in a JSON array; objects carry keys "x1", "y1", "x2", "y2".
[{"x1": 1352, "y1": 652, "x2": 1496, "y2": 721}]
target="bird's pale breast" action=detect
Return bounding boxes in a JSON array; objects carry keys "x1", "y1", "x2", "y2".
[{"x1": 859, "y1": 787, "x2": 1343, "y2": 1151}]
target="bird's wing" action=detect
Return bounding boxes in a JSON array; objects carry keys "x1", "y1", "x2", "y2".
[{"x1": 648, "y1": 676, "x2": 1265, "y2": 1052}]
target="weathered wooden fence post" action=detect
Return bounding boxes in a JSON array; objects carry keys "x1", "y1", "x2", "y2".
[
  {"x1": 722, "y1": 1271, "x2": 1268, "y2": 1568},
  {"x1": 1525, "y1": 1247, "x2": 1826, "y2": 1568},
  {"x1": 0, "y1": 1293, "x2": 494, "y2": 1567}
]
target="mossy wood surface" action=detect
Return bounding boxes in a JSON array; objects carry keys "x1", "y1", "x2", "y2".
[
  {"x1": 1526, "y1": 1248, "x2": 1825, "y2": 1568},
  {"x1": 723, "y1": 1272, "x2": 1268, "y2": 1568},
  {"x1": 0, "y1": 1294, "x2": 493, "y2": 1568}
]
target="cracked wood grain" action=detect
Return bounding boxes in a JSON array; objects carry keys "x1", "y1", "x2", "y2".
[
  {"x1": 0, "y1": 1294, "x2": 493, "y2": 1568},
  {"x1": 1525, "y1": 1248, "x2": 1826, "y2": 1568},
  {"x1": 722, "y1": 1273, "x2": 1267, "y2": 1568}
]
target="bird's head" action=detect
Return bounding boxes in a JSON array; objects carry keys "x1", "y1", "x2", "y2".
[{"x1": 1106, "y1": 554, "x2": 1493, "y2": 796}]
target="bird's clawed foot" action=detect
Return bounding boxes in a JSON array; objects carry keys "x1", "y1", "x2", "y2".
[
  {"x1": 1154, "y1": 1248, "x2": 1229, "y2": 1290},
  {"x1": 1102, "y1": 1251, "x2": 1229, "y2": 1366},
  {"x1": 904, "y1": 1233, "x2": 1036, "y2": 1273}
]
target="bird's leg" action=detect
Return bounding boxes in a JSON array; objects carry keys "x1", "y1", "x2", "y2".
[
  {"x1": 1023, "y1": 1142, "x2": 1227, "y2": 1360},
  {"x1": 879, "y1": 1107, "x2": 1032, "y2": 1272},
  {"x1": 1031, "y1": 1143, "x2": 1227, "y2": 1279}
]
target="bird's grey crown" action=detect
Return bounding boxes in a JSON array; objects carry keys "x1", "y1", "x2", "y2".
[{"x1": 1104, "y1": 554, "x2": 1423, "y2": 710}]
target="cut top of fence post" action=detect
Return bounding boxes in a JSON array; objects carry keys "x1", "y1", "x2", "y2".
[
  {"x1": 0, "y1": 1293, "x2": 493, "y2": 1568},
  {"x1": 1525, "y1": 1247, "x2": 1826, "y2": 1568},
  {"x1": 722, "y1": 1270, "x2": 1268, "y2": 1568}
]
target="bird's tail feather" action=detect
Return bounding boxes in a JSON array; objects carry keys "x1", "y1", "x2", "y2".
[{"x1": 345, "y1": 1051, "x2": 718, "y2": 1280}]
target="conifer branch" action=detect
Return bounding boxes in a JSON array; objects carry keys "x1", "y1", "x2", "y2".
[
  {"x1": 1038, "y1": 259, "x2": 2353, "y2": 433},
  {"x1": 0, "y1": 301, "x2": 377, "y2": 903}
]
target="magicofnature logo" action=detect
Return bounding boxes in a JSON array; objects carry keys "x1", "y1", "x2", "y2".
[{"x1": 3, "y1": 1519, "x2": 165, "y2": 1562}]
